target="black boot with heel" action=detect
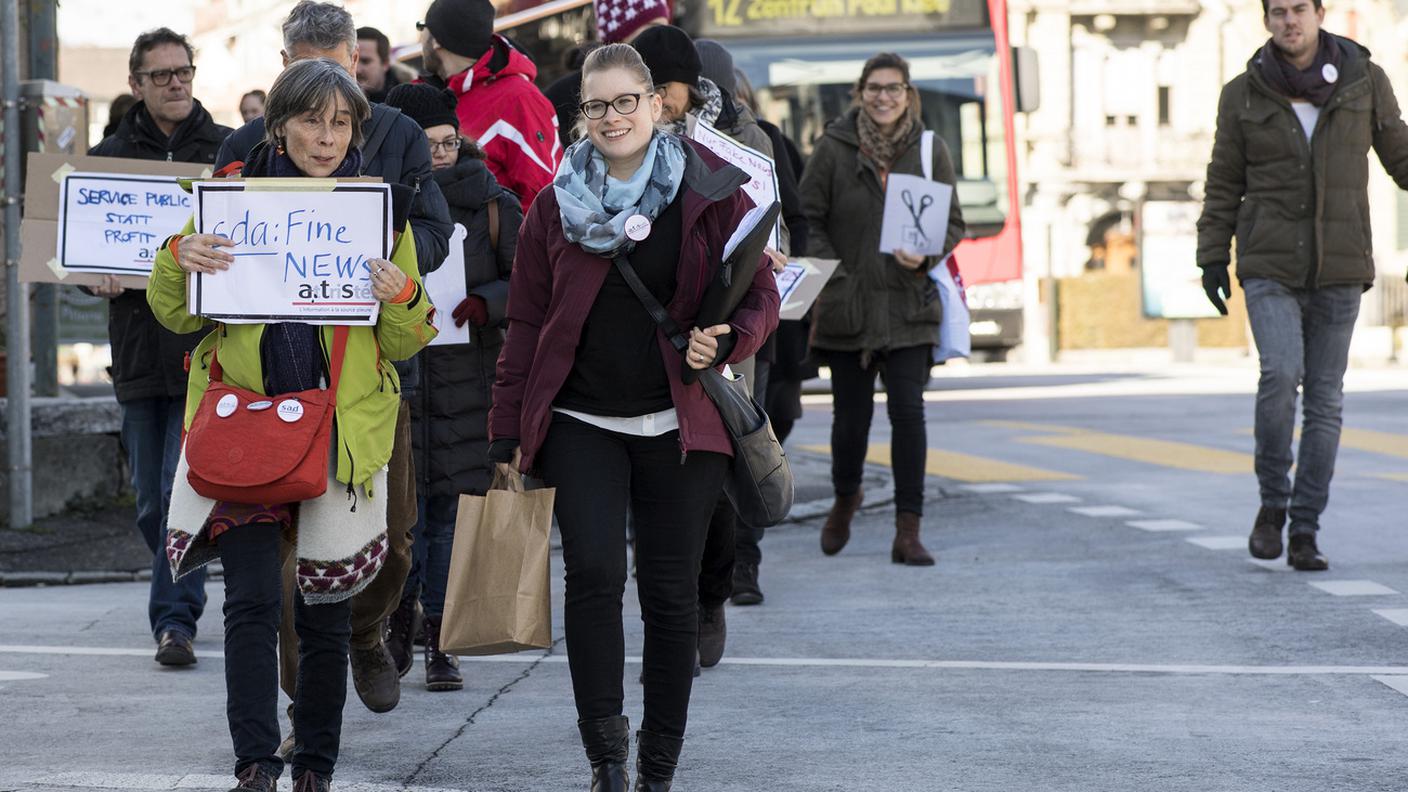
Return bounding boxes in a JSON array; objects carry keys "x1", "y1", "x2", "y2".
[{"x1": 579, "y1": 715, "x2": 630, "y2": 792}]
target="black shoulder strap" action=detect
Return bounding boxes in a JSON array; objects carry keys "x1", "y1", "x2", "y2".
[
  {"x1": 612, "y1": 255, "x2": 689, "y2": 354},
  {"x1": 361, "y1": 106, "x2": 402, "y2": 170}
]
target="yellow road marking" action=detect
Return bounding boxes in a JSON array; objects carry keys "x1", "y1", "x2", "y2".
[
  {"x1": 1339, "y1": 428, "x2": 1408, "y2": 460},
  {"x1": 1374, "y1": 473, "x2": 1408, "y2": 482},
  {"x1": 800, "y1": 444, "x2": 1081, "y2": 483},
  {"x1": 1015, "y1": 432, "x2": 1252, "y2": 474},
  {"x1": 979, "y1": 420, "x2": 1083, "y2": 434}
]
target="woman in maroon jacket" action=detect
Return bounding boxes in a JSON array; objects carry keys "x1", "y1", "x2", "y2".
[{"x1": 488, "y1": 44, "x2": 778, "y2": 791}]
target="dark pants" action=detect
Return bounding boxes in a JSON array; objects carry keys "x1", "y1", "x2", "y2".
[
  {"x1": 1243, "y1": 278, "x2": 1362, "y2": 535},
  {"x1": 826, "y1": 345, "x2": 931, "y2": 515},
  {"x1": 407, "y1": 492, "x2": 458, "y2": 617},
  {"x1": 538, "y1": 414, "x2": 728, "y2": 739},
  {"x1": 699, "y1": 496, "x2": 736, "y2": 609},
  {"x1": 279, "y1": 402, "x2": 415, "y2": 699},
  {"x1": 220, "y1": 523, "x2": 351, "y2": 781},
  {"x1": 121, "y1": 395, "x2": 207, "y2": 640}
]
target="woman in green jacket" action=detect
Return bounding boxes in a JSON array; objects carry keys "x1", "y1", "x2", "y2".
[
  {"x1": 146, "y1": 59, "x2": 436, "y2": 792},
  {"x1": 799, "y1": 52, "x2": 965, "y2": 567}
]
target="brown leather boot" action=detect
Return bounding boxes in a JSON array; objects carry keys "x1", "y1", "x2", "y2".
[
  {"x1": 820, "y1": 488, "x2": 864, "y2": 556},
  {"x1": 892, "y1": 512, "x2": 935, "y2": 566}
]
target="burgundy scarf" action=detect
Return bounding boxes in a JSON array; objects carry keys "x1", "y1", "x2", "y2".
[{"x1": 1258, "y1": 30, "x2": 1344, "y2": 107}]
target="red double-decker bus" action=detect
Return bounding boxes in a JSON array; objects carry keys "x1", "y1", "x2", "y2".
[{"x1": 445, "y1": 0, "x2": 1034, "y2": 352}]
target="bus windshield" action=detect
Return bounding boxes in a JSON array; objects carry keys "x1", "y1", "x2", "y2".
[{"x1": 732, "y1": 33, "x2": 1009, "y2": 237}]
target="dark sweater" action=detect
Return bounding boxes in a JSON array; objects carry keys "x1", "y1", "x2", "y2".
[{"x1": 556, "y1": 195, "x2": 684, "y2": 417}]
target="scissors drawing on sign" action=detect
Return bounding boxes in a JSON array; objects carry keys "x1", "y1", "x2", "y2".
[{"x1": 902, "y1": 189, "x2": 934, "y2": 242}]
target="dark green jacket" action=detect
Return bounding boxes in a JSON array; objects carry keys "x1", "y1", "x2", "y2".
[
  {"x1": 799, "y1": 109, "x2": 965, "y2": 353},
  {"x1": 1196, "y1": 36, "x2": 1408, "y2": 289}
]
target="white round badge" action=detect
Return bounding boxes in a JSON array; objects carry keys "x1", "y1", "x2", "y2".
[
  {"x1": 247, "y1": 400, "x2": 273, "y2": 411},
  {"x1": 625, "y1": 214, "x2": 652, "y2": 242},
  {"x1": 216, "y1": 393, "x2": 239, "y2": 418},
  {"x1": 277, "y1": 399, "x2": 305, "y2": 423},
  {"x1": 1323, "y1": 63, "x2": 1339, "y2": 83}
]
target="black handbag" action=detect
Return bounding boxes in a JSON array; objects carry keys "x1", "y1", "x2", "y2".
[{"x1": 612, "y1": 254, "x2": 795, "y2": 527}]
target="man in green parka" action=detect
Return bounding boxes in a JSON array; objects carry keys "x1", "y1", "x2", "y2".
[{"x1": 1195, "y1": 0, "x2": 1408, "y2": 570}]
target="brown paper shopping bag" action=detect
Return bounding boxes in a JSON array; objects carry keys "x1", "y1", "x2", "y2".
[{"x1": 440, "y1": 477, "x2": 555, "y2": 656}]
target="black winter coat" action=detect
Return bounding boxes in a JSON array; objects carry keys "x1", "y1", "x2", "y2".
[
  {"x1": 216, "y1": 106, "x2": 454, "y2": 395},
  {"x1": 411, "y1": 153, "x2": 522, "y2": 499},
  {"x1": 89, "y1": 100, "x2": 231, "y2": 403}
]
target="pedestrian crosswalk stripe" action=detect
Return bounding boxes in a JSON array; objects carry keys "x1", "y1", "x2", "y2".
[
  {"x1": 1372, "y1": 609, "x2": 1408, "y2": 626},
  {"x1": 1127, "y1": 519, "x2": 1204, "y2": 532},
  {"x1": 960, "y1": 483, "x2": 1027, "y2": 494},
  {"x1": 800, "y1": 444, "x2": 1081, "y2": 482},
  {"x1": 1070, "y1": 505, "x2": 1142, "y2": 518},
  {"x1": 1013, "y1": 492, "x2": 1081, "y2": 504},
  {"x1": 1188, "y1": 532, "x2": 1244, "y2": 546},
  {"x1": 988, "y1": 420, "x2": 1253, "y2": 475},
  {"x1": 1309, "y1": 580, "x2": 1400, "y2": 597},
  {"x1": 1372, "y1": 676, "x2": 1408, "y2": 698}
]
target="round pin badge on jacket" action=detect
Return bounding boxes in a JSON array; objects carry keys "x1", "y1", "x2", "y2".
[
  {"x1": 216, "y1": 393, "x2": 239, "y2": 418},
  {"x1": 277, "y1": 400, "x2": 305, "y2": 423},
  {"x1": 625, "y1": 214, "x2": 652, "y2": 242},
  {"x1": 1323, "y1": 63, "x2": 1339, "y2": 83}
]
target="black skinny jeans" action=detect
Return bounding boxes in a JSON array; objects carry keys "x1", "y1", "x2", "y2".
[
  {"x1": 220, "y1": 523, "x2": 351, "y2": 781},
  {"x1": 826, "y1": 345, "x2": 931, "y2": 516},
  {"x1": 538, "y1": 414, "x2": 728, "y2": 739}
]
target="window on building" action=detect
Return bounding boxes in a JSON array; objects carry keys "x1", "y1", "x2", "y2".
[{"x1": 1158, "y1": 86, "x2": 1171, "y2": 126}]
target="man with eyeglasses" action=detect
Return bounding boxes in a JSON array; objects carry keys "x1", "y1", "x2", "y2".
[
  {"x1": 419, "y1": 0, "x2": 563, "y2": 203},
  {"x1": 88, "y1": 27, "x2": 232, "y2": 669}
]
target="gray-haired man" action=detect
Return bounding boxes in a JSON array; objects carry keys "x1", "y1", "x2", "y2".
[{"x1": 215, "y1": 0, "x2": 452, "y2": 718}]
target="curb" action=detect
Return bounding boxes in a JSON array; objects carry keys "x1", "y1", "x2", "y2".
[{"x1": 1, "y1": 565, "x2": 225, "y2": 588}]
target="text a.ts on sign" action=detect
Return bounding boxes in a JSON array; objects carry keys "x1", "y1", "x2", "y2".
[{"x1": 55, "y1": 173, "x2": 194, "y2": 276}]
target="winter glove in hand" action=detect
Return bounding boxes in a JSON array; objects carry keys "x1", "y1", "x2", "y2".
[
  {"x1": 452, "y1": 295, "x2": 488, "y2": 328},
  {"x1": 1202, "y1": 264, "x2": 1231, "y2": 316}
]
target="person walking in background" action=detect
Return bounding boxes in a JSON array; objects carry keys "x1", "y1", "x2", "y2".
[
  {"x1": 215, "y1": 0, "x2": 453, "y2": 721},
  {"x1": 419, "y1": 0, "x2": 563, "y2": 203},
  {"x1": 382, "y1": 82, "x2": 523, "y2": 692},
  {"x1": 1195, "y1": 0, "x2": 1408, "y2": 571},
  {"x1": 89, "y1": 27, "x2": 232, "y2": 668},
  {"x1": 799, "y1": 52, "x2": 965, "y2": 567},
  {"x1": 356, "y1": 26, "x2": 412, "y2": 104},
  {"x1": 240, "y1": 89, "x2": 266, "y2": 123},
  {"x1": 148, "y1": 58, "x2": 436, "y2": 792},
  {"x1": 488, "y1": 44, "x2": 778, "y2": 790}
]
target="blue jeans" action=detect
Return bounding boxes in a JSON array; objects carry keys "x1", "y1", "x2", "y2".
[
  {"x1": 122, "y1": 396, "x2": 207, "y2": 639},
  {"x1": 406, "y1": 493, "x2": 458, "y2": 617},
  {"x1": 1243, "y1": 278, "x2": 1362, "y2": 535}
]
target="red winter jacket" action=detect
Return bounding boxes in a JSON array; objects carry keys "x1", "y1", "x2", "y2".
[
  {"x1": 489, "y1": 140, "x2": 780, "y2": 473},
  {"x1": 449, "y1": 36, "x2": 562, "y2": 205}
]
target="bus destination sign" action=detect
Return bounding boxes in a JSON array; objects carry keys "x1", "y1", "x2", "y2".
[{"x1": 693, "y1": 0, "x2": 988, "y2": 37}]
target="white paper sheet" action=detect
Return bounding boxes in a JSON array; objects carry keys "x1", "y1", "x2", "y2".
[
  {"x1": 55, "y1": 172, "x2": 195, "y2": 276},
  {"x1": 879, "y1": 173, "x2": 952, "y2": 257},
  {"x1": 689, "y1": 118, "x2": 781, "y2": 255},
  {"x1": 426, "y1": 223, "x2": 471, "y2": 346}
]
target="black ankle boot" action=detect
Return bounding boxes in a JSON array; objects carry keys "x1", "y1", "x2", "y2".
[
  {"x1": 579, "y1": 715, "x2": 630, "y2": 792},
  {"x1": 634, "y1": 729, "x2": 683, "y2": 791}
]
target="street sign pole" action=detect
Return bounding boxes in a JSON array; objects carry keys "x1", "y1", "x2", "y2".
[{"x1": 3, "y1": 0, "x2": 34, "y2": 527}]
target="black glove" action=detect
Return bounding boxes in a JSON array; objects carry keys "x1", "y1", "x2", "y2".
[{"x1": 1201, "y1": 264, "x2": 1231, "y2": 316}]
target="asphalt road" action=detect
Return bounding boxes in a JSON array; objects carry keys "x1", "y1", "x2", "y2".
[{"x1": 4, "y1": 364, "x2": 1408, "y2": 791}]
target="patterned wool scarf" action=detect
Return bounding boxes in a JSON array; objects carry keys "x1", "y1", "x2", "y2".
[
  {"x1": 856, "y1": 108, "x2": 920, "y2": 174},
  {"x1": 553, "y1": 130, "x2": 686, "y2": 256}
]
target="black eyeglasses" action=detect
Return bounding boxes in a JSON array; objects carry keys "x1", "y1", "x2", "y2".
[
  {"x1": 415, "y1": 20, "x2": 427, "y2": 31},
  {"x1": 134, "y1": 66, "x2": 197, "y2": 87},
  {"x1": 578, "y1": 93, "x2": 644, "y2": 120},
  {"x1": 862, "y1": 82, "x2": 908, "y2": 98}
]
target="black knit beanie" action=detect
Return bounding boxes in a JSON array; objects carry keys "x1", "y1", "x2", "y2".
[
  {"x1": 385, "y1": 83, "x2": 460, "y2": 131},
  {"x1": 632, "y1": 25, "x2": 700, "y2": 88},
  {"x1": 425, "y1": 0, "x2": 496, "y2": 59}
]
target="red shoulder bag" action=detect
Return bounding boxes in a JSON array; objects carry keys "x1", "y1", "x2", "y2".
[{"x1": 185, "y1": 326, "x2": 349, "y2": 504}]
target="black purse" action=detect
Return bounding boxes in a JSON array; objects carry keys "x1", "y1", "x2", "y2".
[{"x1": 612, "y1": 254, "x2": 794, "y2": 528}]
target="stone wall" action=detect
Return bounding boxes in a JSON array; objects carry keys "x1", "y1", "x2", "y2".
[{"x1": 0, "y1": 396, "x2": 126, "y2": 525}]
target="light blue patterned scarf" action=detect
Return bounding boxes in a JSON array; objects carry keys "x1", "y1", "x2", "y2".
[{"x1": 553, "y1": 130, "x2": 686, "y2": 256}]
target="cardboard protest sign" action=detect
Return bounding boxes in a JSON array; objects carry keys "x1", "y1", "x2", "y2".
[
  {"x1": 775, "y1": 257, "x2": 840, "y2": 321},
  {"x1": 879, "y1": 173, "x2": 952, "y2": 257},
  {"x1": 188, "y1": 180, "x2": 392, "y2": 325},
  {"x1": 19, "y1": 152, "x2": 211, "y2": 288},
  {"x1": 55, "y1": 173, "x2": 195, "y2": 277},
  {"x1": 688, "y1": 117, "x2": 782, "y2": 252},
  {"x1": 425, "y1": 223, "x2": 471, "y2": 346}
]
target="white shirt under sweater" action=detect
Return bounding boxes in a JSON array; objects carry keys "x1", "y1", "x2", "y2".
[{"x1": 1291, "y1": 100, "x2": 1320, "y2": 142}]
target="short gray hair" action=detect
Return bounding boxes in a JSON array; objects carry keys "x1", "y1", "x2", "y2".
[
  {"x1": 264, "y1": 58, "x2": 371, "y2": 150},
  {"x1": 282, "y1": 1, "x2": 356, "y2": 57}
]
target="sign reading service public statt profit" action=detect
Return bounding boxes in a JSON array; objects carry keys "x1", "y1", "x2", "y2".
[
  {"x1": 55, "y1": 172, "x2": 195, "y2": 276},
  {"x1": 189, "y1": 180, "x2": 392, "y2": 326}
]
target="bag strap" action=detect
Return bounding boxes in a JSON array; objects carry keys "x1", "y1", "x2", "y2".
[
  {"x1": 920, "y1": 129, "x2": 934, "y2": 181},
  {"x1": 487, "y1": 196, "x2": 500, "y2": 252},
  {"x1": 612, "y1": 254, "x2": 689, "y2": 354},
  {"x1": 207, "y1": 324, "x2": 351, "y2": 399},
  {"x1": 360, "y1": 106, "x2": 402, "y2": 170}
]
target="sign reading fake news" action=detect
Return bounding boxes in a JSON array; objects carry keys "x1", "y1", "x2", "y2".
[
  {"x1": 189, "y1": 181, "x2": 392, "y2": 325},
  {"x1": 56, "y1": 172, "x2": 195, "y2": 276}
]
